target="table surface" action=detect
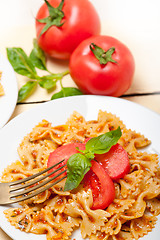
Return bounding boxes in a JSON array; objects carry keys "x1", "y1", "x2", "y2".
[{"x1": 0, "y1": 0, "x2": 160, "y2": 239}]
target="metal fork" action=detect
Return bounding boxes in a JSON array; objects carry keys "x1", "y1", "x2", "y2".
[{"x1": 0, "y1": 160, "x2": 67, "y2": 205}]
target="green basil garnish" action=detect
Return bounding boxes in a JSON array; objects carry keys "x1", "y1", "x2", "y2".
[
  {"x1": 64, "y1": 127, "x2": 122, "y2": 191},
  {"x1": 85, "y1": 126, "x2": 122, "y2": 155},
  {"x1": 64, "y1": 153, "x2": 91, "y2": 191}
]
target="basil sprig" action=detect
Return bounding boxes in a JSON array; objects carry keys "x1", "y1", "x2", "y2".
[
  {"x1": 7, "y1": 39, "x2": 82, "y2": 102},
  {"x1": 6, "y1": 39, "x2": 70, "y2": 102},
  {"x1": 64, "y1": 127, "x2": 122, "y2": 191}
]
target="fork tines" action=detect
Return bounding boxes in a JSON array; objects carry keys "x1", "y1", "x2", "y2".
[{"x1": 1, "y1": 159, "x2": 67, "y2": 205}]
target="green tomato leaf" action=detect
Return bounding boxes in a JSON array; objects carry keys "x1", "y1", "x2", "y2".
[
  {"x1": 64, "y1": 153, "x2": 91, "y2": 191},
  {"x1": 7, "y1": 47, "x2": 37, "y2": 78},
  {"x1": 38, "y1": 79, "x2": 57, "y2": 90},
  {"x1": 18, "y1": 81, "x2": 37, "y2": 102},
  {"x1": 51, "y1": 87, "x2": 83, "y2": 100},
  {"x1": 29, "y1": 39, "x2": 47, "y2": 71},
  {"x1": 90, "y1": 43, "x2": 117, "y2": 65},
  {"x1": 85, "y1": 127, "x2": 122, "y2": 154},
  {"x1": 37, "y1": 0, "x2": 65, "y2": 37}
]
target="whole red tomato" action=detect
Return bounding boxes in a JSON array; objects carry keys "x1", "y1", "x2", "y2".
[
  {"x1": 36, "y1": 0, "x2": 101, "y2": 59},
  {"x1": 69, "y1": 35, "x2": 135, "y2": 97}
]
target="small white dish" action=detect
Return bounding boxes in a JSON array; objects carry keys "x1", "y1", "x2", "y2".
[{"x1": 0, "y1": 52, "x2": 18, "y2": 128}]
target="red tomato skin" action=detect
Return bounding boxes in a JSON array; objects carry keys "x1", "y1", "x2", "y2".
[
  {"x1": 84, "y1": 160, "x2": 115, "y2": 210},
  {"x1": 69, "y1": 35, "x2": 135, "y2": 96},
  {"x1": 95, "y1": 143, "x2": 130, "y2": 180},
  {"x1": 47, "y1": 143, "x2": 85, "y2": 177},
  {"x1": 36, "y1": 0, "x2": 101, "y2": 59}
]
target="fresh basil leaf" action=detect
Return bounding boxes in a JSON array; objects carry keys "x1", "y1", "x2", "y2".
[
  {"x1": 64, "y1": 153, "x2": 91, "y2": 191},
  {"x1": 51, "y1": 90, "x2": 63, "y2": 100},
  {"x1": 29, "y1": 39, "x2": 47, "y2": 71},
  {"x1": 85, "y1": 127, "x2": 122, "y2": 154},
  {"x1": 40, "y1": 73, "x2": 63, "y2": 81},
  {"x1": 38, "y1": 79, "x2": 57, "y2": 90},
  {"x1": 7, "y1": 47, "x2": 37, "y2": 79},
  {"x1": 18, "y1": 81, "x2": 37, "y2": 102},
  {"x1": 51, "y1": 87, "x2": 83, "y2": 100}
]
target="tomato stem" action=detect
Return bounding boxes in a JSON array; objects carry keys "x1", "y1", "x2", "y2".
[
  {"x1": 37, "y1": 0, "x2": 65, "y2": 37},
  {"x1": 90, "y1": 43, "x2": 117, "y2": 65}
]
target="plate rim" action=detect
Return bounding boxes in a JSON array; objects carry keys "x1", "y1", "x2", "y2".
[{"x1": 1, "y1": 95, "x2": 160, "y2": 130}]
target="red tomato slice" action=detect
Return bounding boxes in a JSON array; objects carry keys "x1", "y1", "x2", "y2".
[
  {"x1": 84, "y1": 137, "x2": 92, "y2": 143},
  {"x1": 95, "y1": 143, "x2": 130, "y2": 180},
  {"x1": 47, "y1": 143, "x2": 85, "y2": 177},
  {"x1": 84, "y1": 160, "x2": 115, "y2": 210}
]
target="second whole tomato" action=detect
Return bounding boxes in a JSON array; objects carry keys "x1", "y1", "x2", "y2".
[{"x1": 69, "y1": 35, "x2": 135, "y2": 97}]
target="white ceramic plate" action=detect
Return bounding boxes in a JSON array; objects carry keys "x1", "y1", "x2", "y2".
[
  {"x1": 0, "y1": 95, "x2": 160, "y2": 240},
  {"x1": 0, "y1": 52, "x2": 18, "y2": 128}
]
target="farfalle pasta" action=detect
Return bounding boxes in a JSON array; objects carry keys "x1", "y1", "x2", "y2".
[
  {"x1": 1, "y1": 110, "x2": 160, "y2": 240},
  {"x1": 0, "y1": 71, "x2": 4, "y2": 96}
]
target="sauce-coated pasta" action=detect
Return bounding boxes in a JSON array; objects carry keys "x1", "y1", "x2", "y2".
[{"x1": 1, "y1": 110, "x2": 160, "y2": 240}]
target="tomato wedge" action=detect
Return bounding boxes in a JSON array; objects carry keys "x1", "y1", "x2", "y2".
[
  {"x1": 95, "y1": 143, "x2": 130, "y2": 180},
  {"x1": 47, "y1": 143, "x2": 85, "y2": 177},
  {"x1": 47, "y1": 141, "x2": 128, "y2": 210},
  {"x1": 83, "y1": 160, "x2": 115, "y2": 210}
]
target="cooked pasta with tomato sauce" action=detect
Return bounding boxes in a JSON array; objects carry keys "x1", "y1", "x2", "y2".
[
  {"x1": 1, "y1": 110, "x2": 160, "y2": 240},
  {"x1": 0, "y1": 71, "x2": 4, "y2": 96}
]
